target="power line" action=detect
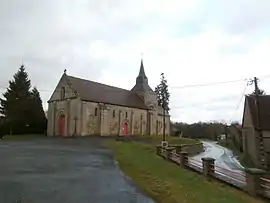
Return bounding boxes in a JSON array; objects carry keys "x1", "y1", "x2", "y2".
[
  {"x1": 170, "y1": 74, "x2": 270, "y2": 90},
  {"x1": 228, "y1": 81, "x2": 249, "y2": 123},
  {"x1": 0, "y1": 74, "x2": 269, "y2": 93},
  {"x1": 170, "y1": 79, "x2": 246, "y2": 89},
  {"x1": 171, "y1": 94, "x2": 242, "y2": 109}
]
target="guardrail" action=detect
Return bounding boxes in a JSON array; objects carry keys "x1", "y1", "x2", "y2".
[{"x1": 156, "y1": 145, "x2": 270, "y2": 199}]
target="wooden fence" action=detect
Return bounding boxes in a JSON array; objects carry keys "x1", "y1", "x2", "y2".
[{"x1": 156, "y1": 145, "x2": 270, "y2": 199}]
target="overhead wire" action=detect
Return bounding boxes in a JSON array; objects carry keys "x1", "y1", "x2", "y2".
[
  {"x1": 170, "y1": 73, "x2": 270, "y2": 90},
  {"x1": 171, "y1": 94, "x2": 243, "y2": 109},
  {"x1": 0, "y1": 73, "x2": 269, "y2": 93},
  {"x1": 228, "y1": 81, "x2": 249, "y2": 123},
  {"x1": 170, "y1": 79, "x2": 246, "y2": 89}
]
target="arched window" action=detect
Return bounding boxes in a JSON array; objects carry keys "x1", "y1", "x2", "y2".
[
  {"x1": 112, "y1": 110, "x2": 115, "y2": 118},
  {"x1": 125, "y1": 112, "x2": 128, "y2": 118},
  {"x1": 95, "y1": 108, "x2": 98, "y2": 116},
  {"x1": 61, "y1": 87, "x2": 65, "y2": 100}
]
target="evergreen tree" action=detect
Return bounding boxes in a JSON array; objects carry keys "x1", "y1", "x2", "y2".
[
  {"x1": 0, "y1": 65, "x2": 47, "y2": 134},
  {"x1": 29, "y1": 87, "x2": 47, "y2": 133},
  {"x1": 0, "y1": 65, "x2": 32, "y2": 134},
  {"x1": 155, "y1": 73, "x2": 170, "y2": 141},
  {"x1": 155, "y1": 73, "x2": 170, "y2": 111}
]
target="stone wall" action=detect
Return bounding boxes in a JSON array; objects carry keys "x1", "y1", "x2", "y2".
[
  {"x1": 47, "y1": 98, "x2": 81, "y2": 136},
  {"x1": 48, "y1": 74, "x2": 76, "y2": 101},
  {"x1": 81, "y1": 101, "x2": 148, "y2": 136},
  {"x1": 80, "y1": 101, "x2": 170, "y2": 136},
  {"x1": 48, "y1": 98, "x2": 171, "y2": 137}
]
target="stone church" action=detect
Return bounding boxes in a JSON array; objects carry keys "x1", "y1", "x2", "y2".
[{"x1": 46, "y1": 60, "x2": 170, "y2": 137}]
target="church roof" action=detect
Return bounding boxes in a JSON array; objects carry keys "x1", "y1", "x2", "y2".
[{"x1": 67, "y1": 75, "x2": 149, "y2": 110}]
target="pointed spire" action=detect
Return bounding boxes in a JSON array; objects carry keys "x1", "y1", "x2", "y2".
[
  {"x1": 139, "y1": 59, "x2": 146, "y2": 78},
  {"x1": 138, "y1": 54, "x2": 147, "y2": 79}
]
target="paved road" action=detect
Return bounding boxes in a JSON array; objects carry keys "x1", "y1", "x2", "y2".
[
  {"x1": 188, "y1": 141, "x2": 246, "y2": 188},
  {"x1": 0, "y1": 137, "x2": 155, "y2": 203},
  {"x1": 191, "y1": 141, "x2": 244, "y2": 169}
]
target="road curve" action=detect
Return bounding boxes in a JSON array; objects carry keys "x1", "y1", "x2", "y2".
[{"x1": 188, "y1": 141, "x2": 246, "y2": 188}]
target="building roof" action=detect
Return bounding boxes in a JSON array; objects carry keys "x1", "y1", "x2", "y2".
[
  {"x1": 67, "y1": 75, "x2": 149, "y2": 110},
  {"x1": 245, "y1": 95, "x2": 270, "y2": 130}
]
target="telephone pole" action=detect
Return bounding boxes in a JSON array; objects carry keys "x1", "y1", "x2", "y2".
[
  {"x1": 252, "y1": 77, "x2": 266, "y2": 168},
  {"x1": 224, "y1": 125, "x2": 228, "y2": 146}
]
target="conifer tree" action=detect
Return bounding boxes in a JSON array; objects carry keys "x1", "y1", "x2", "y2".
[
  {"x1": 155, "y1": 73, "x2": 170, "y2": 111},
  {"x1": 0, "y1": 65, "x2": 32, "y2": 134},
  {"x1": 30, "y1": 87, "x2": 47, "y2": 133},
  {"x1": 155, "y1": 73, "x2": 170, "y2": 141},
  {"x1": 0, "y1": 65, "x2": 47, "y2": 134}
]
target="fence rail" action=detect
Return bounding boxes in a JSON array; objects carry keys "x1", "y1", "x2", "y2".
[{"x1": 156, "y1": 145, "x2": 270, "y2": 199}]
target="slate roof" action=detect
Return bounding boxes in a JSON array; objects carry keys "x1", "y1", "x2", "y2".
[
  {"x1": 67, "y1": 75, "x2": 149, "y2": 110},
  {"x1": 245, "y1": 95, "x2": 270, "y2": 130}
]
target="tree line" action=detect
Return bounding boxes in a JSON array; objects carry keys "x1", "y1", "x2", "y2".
[
  {"x1": 0, "y1": 65, "x2": 47, "y2": 136},
  {"x1": 172, "y1": 122, "x2": 226, "y2": 140}
]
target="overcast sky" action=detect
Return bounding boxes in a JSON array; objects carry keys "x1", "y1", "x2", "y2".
[{"x1": 1, "y1": 0, "x2": 270, "y2": 124}]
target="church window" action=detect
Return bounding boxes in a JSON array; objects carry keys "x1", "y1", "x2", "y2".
[
  {"x1": 95, "y1": 108, "x2": 98, "y2": 116},
  {"x1": 60, "y1": 87, "x2": 65, "y2": 99},
  {"x1": 125, "y1": 112, "x2": 128, "y2": 118},
  {"x1": 113, "y1": 110, "x2": 115, "y2": 118},
  {"x1": 141, "y1": 114, "x2": 143, "y2": 120}
]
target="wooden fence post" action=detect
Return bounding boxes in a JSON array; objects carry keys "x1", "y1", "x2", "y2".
[
  {"x1": 166, "y1": 147, "x2": 174, "y2": 160},
  {"x1": 245, "y1": 168, "x2": 266, "y2": 196},
  {"x1": 179, "y1": 151, "x2": 188, "y2": 167},
  {"x1": 202, "y1": 157, "x2": 215, "y2": 179}
]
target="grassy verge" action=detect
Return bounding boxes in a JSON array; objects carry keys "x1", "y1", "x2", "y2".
[
  {"x1": 108, "y1": 140, "x2": 264, "y2": 203},
  {"x1": 218, "y1": 140, "x2": 255, "y2": 168},
  {"x1": 133, "y1": 135, "x2": 199, "y2": 145}
]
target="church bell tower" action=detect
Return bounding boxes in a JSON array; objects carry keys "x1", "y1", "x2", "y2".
[{"x1": 131, "y1": 59, "x2": 158, "y2": 109}]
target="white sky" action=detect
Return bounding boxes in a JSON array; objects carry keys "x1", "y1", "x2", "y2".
[{"x1": 1, "y1": 0, "x2": 270, "y2": 124}]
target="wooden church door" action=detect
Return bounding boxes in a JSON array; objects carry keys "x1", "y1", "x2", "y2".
[
  {"x1": 58, "y1": 114, "x2": 65, "y2": 136},
  {"x1": 121, "y1": 122, "x2": 128, "y2": 136}
]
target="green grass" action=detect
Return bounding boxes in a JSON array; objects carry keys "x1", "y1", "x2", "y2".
[
  {"x1": 218, "y1": 140, "x2": 255, "y2": 168},
  {"x1": 134, "y1": 135, "x2": 199, "y2": 145},
  {"x1": 108, "y1": 140, "x2": 264, "y2": 203}
]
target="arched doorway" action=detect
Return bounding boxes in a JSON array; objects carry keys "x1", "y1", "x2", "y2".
[
  {"x1": 58, "y1": 114, "x2": 65, "y2": 137},
  {"x1": 121, "y1": 122, "x2": 128, "y2": 136}
]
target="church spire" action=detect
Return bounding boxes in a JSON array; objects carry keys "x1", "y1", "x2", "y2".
[
  {"x1": 138, "y1": 59, "x2": 147, "y2": 79},
  {"x1": 131, "y1": 55, "x2": 157, "y2": 107}
]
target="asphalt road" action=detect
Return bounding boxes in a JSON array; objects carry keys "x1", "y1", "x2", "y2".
[
  {"x1": 189, "y1": 141, "x2": 246, "y2": 188},
  {"x1": 0, "y1": 137, "x2": 155, "y2": 203}
]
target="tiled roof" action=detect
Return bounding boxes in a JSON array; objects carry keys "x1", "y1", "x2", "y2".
[{"x1": 67, "y1": 75, "x2": 149, "y2": 110}]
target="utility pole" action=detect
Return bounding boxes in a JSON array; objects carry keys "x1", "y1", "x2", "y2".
[
  {"x1": 224, "y1": 125, "x2": 228, "y2": 146},
  {"x1": 253, "y1": 77, "x2": 266, "y2": 168}
]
